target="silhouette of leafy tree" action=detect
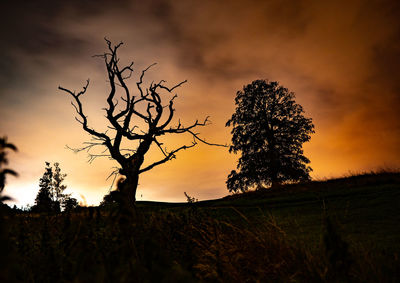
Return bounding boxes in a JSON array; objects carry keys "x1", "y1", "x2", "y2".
[
  {"x1": 63, "y1": 196, "x2": 78, "y2": 212},
  {"x1": 59, "y1": 39, "x2": 224, "y2": 207},
  {"x1": 100, "y1": 178, "x2": 124, "y2": 207},
  {"x1": 226, "y1": 80, "x2": 314, "y2": 192},
  {"x1": 34, "y1": 162, "x2": 70, "y2": 212},
  {"x1": 0, "y1": 137, "x2": 17, "y2": 203},
  {"x1": 0, "y1": 137, "x2": 17, "y2": 283},
  {"x1": 51, "y1": 162, "x2": 69, "y2": 210},
  {"x1": 34, "y1": 162, "x2": 54, "y2": 212}
]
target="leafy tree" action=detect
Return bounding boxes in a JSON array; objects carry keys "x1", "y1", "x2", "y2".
[
  {"x1": 0, "y1": 137, "x2": 17, "y2": 283},
  {"x1": 100, "y1": 191, "x2": 121, "y2": 207},
  {"x1": 51, "y1": 162, "x2": 68, "y2": 210},
  {"x1": 100, "y1": 177, "x2": 124, "y2": 207},
  {"x1": 0, "y1": 137, "x2": 17, "y2": 202},
  {"x1": 63, "y1": 196, "x2": 78, "y2": 212},
  {"x1": 59, "y1": 39, "x2": 223, "y2": 207},
  {"x1": 34, "y1": 162, "x2": 69, "y2": 212},
  {"x1": 34, "y1": 162, "x2": 54, "y2": 212},
  {"x1": 226, "y1": 80, "x2": 315, "y2": 192}
]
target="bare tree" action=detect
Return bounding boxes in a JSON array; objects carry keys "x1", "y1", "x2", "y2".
[{"x1": 59, "y1": 39, "x2": 224, "y2": 207}]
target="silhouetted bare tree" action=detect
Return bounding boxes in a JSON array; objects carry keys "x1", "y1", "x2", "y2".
[{"x1": 59, "y1": 39, "x2": 223, "y2": 207}]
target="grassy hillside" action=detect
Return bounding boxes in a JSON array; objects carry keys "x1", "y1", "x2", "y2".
[
  {"x1": 1, "y1": 172, "x2": 399, "y2": 282},
  {"x1": 138, "y1": 171, "x2": 400, "y2": 251}
]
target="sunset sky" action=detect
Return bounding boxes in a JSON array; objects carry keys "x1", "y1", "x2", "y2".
[{"x1": 1, "y1": 0, "x2": 399, "y2": 206}]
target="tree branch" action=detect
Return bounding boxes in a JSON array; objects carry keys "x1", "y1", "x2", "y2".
[
  {"x1": 139, "y1": 141, "x2": 197, "y2": 174},
  {"x1": 59, "y1": 80, "x2": 111, "y2": 143},
  {"x1": 60, "y1": 39, "x2": 226, "y2": 196}
]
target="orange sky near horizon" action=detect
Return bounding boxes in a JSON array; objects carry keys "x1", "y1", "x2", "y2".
[{"x1": 1, "y1": 0, "x2": 399, "y2": 206}]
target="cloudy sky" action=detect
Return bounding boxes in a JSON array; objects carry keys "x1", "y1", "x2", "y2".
[{"x1": 1, "y1": 0, "x2": 399, "y2": 206}]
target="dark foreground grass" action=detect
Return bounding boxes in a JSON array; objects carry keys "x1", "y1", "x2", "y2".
[
  {"x1": 1, "y1": 172, "x2": 399, "y2": 282},
  {"x1": 140, "y1": 171, "x2": 400, "y2": 253}
]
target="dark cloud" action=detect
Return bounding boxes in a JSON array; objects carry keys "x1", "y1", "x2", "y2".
[
  {"x1": 149, "y1": 0, "x2": 314, "y2": 80},
  {"x1": 0, "y1": 0, "x2": 133, "y2": 100}
]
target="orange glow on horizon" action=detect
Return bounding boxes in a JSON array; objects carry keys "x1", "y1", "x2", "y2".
[{"x1": 1, "y1": 0, "x2": 399, "y2": 206}]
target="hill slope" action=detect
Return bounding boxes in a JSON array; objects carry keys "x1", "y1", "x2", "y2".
[{"x1": 137, "y1": 172, "x2": 400, "y2": 252}]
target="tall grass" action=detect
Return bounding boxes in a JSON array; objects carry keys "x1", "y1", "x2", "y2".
[{"x1": 1, "y1": 205, "x2": 398, "y2": 282}]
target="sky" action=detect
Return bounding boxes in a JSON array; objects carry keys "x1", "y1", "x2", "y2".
[{"x1": 1, "y1": 0, "x2": 399, "y2": 206}]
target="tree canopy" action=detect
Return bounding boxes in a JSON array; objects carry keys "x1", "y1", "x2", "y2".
[
  {"x1": 0, "y1": 137, "x2": 17, "y2": 203},
  {"x1": 226, "y1": 80, "x2": 315, "y2": 192},
  {"x1": 34, "y1": 162, "x2": 53, "y2": 212},
  {"x1": 33, "y1": 162, "x2": 76, "y2": 212}
]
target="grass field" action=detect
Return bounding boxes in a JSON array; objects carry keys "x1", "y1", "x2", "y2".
[
  {"x1": 1, "y1": 172, "x2": 399, "y2": 282},
  {"x1": 138, "y1": 171, "x2": 400, "y2": 252}
]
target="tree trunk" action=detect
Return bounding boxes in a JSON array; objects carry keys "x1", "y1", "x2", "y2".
[
  {"x1": 118, "y1": 143, "x2": 148, "y2": 208},
  {"x1": 119, "y1": 171, "x2": 139, "y2": 208},
  {"x1": 270, "y1": 147, "x2": 280, "y2": 189}
]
